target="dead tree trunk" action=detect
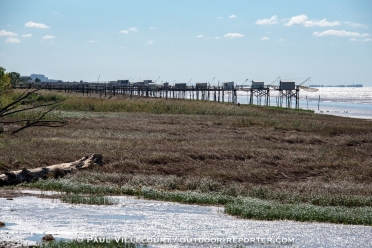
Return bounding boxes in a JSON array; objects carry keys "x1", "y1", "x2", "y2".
[{"x1": 0, "y1": 154, "x2": 103, "y2": 186}]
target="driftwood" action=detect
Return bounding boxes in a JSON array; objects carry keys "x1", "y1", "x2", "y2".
[{"x1": 0, "y1": 154, "x2": 103, "y2": 186}]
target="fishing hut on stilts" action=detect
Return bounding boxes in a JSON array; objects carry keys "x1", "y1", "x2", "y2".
[
  {"x1": 277, "y1": 80, "x2": 299, "y2": 108},
  {"x1": 249, "y1": 80, "x2": 270, "y2": 106}
]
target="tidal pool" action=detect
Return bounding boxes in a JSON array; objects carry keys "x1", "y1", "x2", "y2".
[{"x1": 0, "y1": 191, "x2": 371, "y2": 247}]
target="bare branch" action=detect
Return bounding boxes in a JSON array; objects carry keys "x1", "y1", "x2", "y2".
[
  {"x1": 1, "y1": 88, "x2": 66, "y2": 134},
  {"x1": 0, "y1": 89, "x2": 39, "y2": 116},
  {"x1": 1, "y1": 100, "x2": 63, "y2": 118},
  {"x1": 11, "y1": 104, "x2": 62, "y2": 134}
]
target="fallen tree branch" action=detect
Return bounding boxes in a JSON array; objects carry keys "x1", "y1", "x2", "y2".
[{"x1": 0, "y1": 154, "x2": 103, "y2": 186}]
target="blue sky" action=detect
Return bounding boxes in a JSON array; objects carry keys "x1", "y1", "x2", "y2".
[{"x1": 1, "y1": 0, "x2": 372, "y2": 86}]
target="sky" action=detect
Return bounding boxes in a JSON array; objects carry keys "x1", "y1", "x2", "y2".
[{"x1": 1, "y1": 0, "x2": 372, "y2": 86}]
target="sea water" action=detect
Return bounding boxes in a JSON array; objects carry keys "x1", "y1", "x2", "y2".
[{"x1": 236, "y1": 87, "x2": 372, "y2": 120}]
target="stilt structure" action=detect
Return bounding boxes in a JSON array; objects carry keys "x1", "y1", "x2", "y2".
[
  {"x1": 222, "y1": 82, "x2": 236, "y2": 104},
  {"x1": 277, "y1": 80, "x2": 299, "y2": 109},
  {"x1": 249, "y1": 80, "x2": 270, "y2": 106},
  {"x1": 196, "y1": 83, "x2": 208, "y2": 100}
]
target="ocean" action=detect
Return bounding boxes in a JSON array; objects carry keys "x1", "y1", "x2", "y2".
[{"x1": 236, "y1": 87, "x2": 372, "y2": 120}]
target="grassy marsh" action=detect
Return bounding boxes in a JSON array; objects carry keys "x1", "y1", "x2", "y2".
[{"x1": 1, "y1": 91, "x2": 372, "y2": 225}]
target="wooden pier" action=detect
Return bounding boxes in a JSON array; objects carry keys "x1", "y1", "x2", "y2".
[
  {"x1": 14, "y1": 79, "x2": 314, "y2": 109},
  {"x1": 13, "y1": 82, "x2": 239, "y2": 104}
]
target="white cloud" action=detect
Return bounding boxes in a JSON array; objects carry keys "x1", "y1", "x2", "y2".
[
  {"x1": 345, "y1": 22, "x2": 368, "y2": 29},
  {"x1": 311, "y1": 19, "x2": 341, "y2": 27},
  {"x1": 285, "y1": 14, "x2": 308, "y2": 26},
  {"x1": 147, "y1": 40, "x2": 155, "y2": 45},
  {"x1": 212, "y1": 36, "x2": 220, "y2": 39},
  {"x1": 364, "y1": 38, "x2": 372, "y2": 42},
  {"x1": 0, "y1": 30, "x2": 18, "y2": 37},
  {"x1": 256, "y1": 15, "x2": 278, "y2": 25},
  {"x1": 128, "y1": 27, "x2": 138, "y2": 32},
  {"x1": 42, "y1": 35, "x2": 55, "y2": 39},
  {"x1": 196, "y1": 35, "x2": 204, "y2": 38},
  {"x1": 228, "y1": 15, "x2": 237, "y2": 19},
  {"x1": 224, "y1": 33, "x2": 244, "y2": 39},
  {"x1": 278, "y1": 38, "x2": 284, "y2": 42},
  {"x1": 22, "y1": 34, "x2": 32, "y2": 38},
  {"x1": 5, "y1": 37, "x2": 20, "y2": 43},
  {"x1": 261, "y1": 37, "x2": 269, "y2": 40},
  {"x1": 25, "y1": 21, "x2": 50, "y2": 28},
  {"x1": 285, "y1": 15, "x2": 340, "y2": 27},
  {"x1": 87, "y1": 40, "x2": 95, "y2": 43},
  {"x1": 312, "y1": 30, "x2": 370, "y2": 37},
  {"x1": 120, "y1": 27, "x2": 138, "y2": 33},
  {"x1": 350, "y1": 38, "x2": 356, "y2": 41}
]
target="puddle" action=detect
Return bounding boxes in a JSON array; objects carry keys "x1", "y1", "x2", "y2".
[{"x1": 0, "y1": 191, "x2": 371, "y2": 247}]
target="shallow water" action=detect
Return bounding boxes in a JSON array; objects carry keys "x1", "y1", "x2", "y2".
[{"x1": 1, "y1": 192, "x2": 371, "y2": 247}]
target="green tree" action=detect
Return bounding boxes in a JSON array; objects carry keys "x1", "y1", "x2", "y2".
[
  {"x1": 0, "y1": 67, "x2": 12, "y2": 99},
  {"x1": 8, "y1": 71, "x2": 20, "y2": 86},
  {"x1": 35, "y1": 78, "x2": 41, "y2": 83},
  {"x1": 20, "y1": 76, "x2": 31, "y2": 83}
]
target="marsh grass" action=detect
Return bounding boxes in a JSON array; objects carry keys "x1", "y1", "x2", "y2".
[
  {"x1": 225, "y1": 198, "x2": 372, "y2": 225},
  {"x1": 66, "y1": 172, "x2": 372, "y2": 207},
  {"x1": 29, "y1": 174, "x2": 372, "y2": 209},
  {"x1": 141, "y1": 187, "x2": 235, "y2": 205},
  {"x1": 61, "y1": 194, "x2": 117, "y2": 205},
  {"x1": 27, "y1": 178, "x2": 125, "y2": 195},
  {"x1": 6, "y1": 107, "x2": 64, "y2": 122},
  {"x1": 59, "y1": 96, "x2": 310, "y2": 116},
  {"x1": 247, "y1": 186, "x2": 372, "y2": 207}
]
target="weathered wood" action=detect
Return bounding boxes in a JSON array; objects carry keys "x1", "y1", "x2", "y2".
[{"x1": 0, "y1": 154, "x2": 103, "y2": 186}]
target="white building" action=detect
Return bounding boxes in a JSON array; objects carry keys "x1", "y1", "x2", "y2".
[{"x1": 30, "y1": 74, "x2": 48, "y2": 82}]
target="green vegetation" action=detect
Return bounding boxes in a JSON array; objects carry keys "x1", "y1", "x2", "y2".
[
  {"x1": 7, "y1": 71, "x2": 20, "y2": 86},
  {"x1": 0, "y1": 67, "x2": 13, "y2": 106},
  {"x1": 225, "y1": 198, "x2": 372, "y2": 225},
  {"x1": 59, "y1": 94, "x2": 313, "y2": 115},
  {"x1": 61, "y1": 194, "x2": 117, "y2": 205}
]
